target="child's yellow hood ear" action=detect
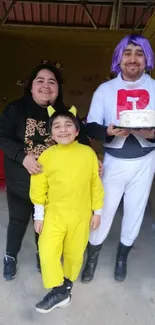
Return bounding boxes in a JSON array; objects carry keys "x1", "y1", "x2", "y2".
[
  {"x1": 69, "y1": 106, "x2": 77, "y2": 117},
  {"x1": 47, "y1": 105, "x2": 77, "y2": 117},
  {"x1": 47, "y1": 105, "x2": 55, "y2": 117}
]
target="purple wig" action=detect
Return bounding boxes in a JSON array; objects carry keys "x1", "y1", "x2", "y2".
[{"x1": 111, "y1": 34, "x2": 154, "y2": 74}]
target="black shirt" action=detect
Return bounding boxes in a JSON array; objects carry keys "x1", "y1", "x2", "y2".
[{"x1": 0, "y1": 96, "x2": 89, "y2": 198}]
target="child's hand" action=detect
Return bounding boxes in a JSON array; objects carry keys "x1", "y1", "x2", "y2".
[
  {"x1": 90, "y1": 214, "x2": 101, "y2": 231},
  {"x1": 34, "y1": 220, "x2": 43, "y2": 234}
]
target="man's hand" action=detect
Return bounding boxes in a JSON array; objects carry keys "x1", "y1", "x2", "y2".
[
  {"x1": 23, "y1": 155, "x2": 42, "y2": 175},
  {"x1": 34, "y1": 220, "x2": 43, "y2": 234},
  {"x1": 107, "y1": 124, "x2": 130, "y2": 137},
  {"x1": 132, "y1": 129, "x2": 155, "y2": 139},
  {"x1": 90, "y1": 214, "x2": 101, "y2": 231},
  {"x1": 98, "y1": 160, "x2": 103, "y2": 178}
]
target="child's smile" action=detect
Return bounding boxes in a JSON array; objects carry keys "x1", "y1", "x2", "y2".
[{"x1": 52, "y1": 116, "x2": 79, "y2": 145}]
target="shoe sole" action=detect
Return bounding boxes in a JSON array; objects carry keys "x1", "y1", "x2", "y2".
[
  {"x1": 114, "y1": 275, "x2": 126, "y2": 282},
  {"x1": 81, "y1": 278, "x2": 94, "y2": 283},
  {"x1": 4, "y1": 274, "x2": 17, "y2": 281},
  {"x1": 35, "y1": 296, "x2": 71, "y2": 314},
  {"x1": 61, "y1": 297, "x2": 71, "y2": 308}
]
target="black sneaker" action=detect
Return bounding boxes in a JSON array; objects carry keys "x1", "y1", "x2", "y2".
[
  {"x1": 64, "y1": 278, "x2": 73, "y2": 294},
  {"x1": 35, "y1": 288, "x2": 70, "y2": 314},
  {"x1": 36, "y1": 251, "x2": 41, "y2": 273},
  {"x1": 3, "y1": 255, "x2": 17, "y2": 281}
]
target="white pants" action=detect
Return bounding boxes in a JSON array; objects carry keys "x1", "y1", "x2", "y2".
[{"x1": 90, "y1": 151, "x2": 155, "y2": 246}]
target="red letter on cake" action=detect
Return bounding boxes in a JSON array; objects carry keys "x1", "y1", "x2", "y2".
[{"x1": 117, "y1": 89, "x2": 150, "y2": 119}]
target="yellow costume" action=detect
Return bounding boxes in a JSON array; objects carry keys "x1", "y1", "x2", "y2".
[{"x1": 30, "y1": 141, "x2": 104, "y2": 289}]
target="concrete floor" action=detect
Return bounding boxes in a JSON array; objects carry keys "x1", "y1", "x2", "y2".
[{"x1": 0, "y1": 190, "x2": 155, "y2": 325}]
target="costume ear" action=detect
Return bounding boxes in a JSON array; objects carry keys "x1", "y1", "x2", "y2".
[
  {"x1": 69, "y1": 106, "x2": 77, "y2": 117},
  {"x1": 47, "y1": 105, "x2": 56, "y2": 117}
]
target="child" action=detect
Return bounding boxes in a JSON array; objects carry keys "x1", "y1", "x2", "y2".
[{"x1": 30, "y1": 105, "x2": 104, "y2": 314}]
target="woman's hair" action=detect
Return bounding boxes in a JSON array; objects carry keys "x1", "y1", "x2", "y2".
[
  {"x1": 111, "y1": 34, "x2": 154, "y2": 74},
  {"x1": 24, "y1": 63, "x2": 67, "y2": 110},
  {"x1": 49, "y1": 110, "x2": 80, "y2": 132}
]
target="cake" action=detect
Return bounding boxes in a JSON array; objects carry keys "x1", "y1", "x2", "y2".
[{"x1": 119, "y1": 110, "x2": 155, "y2": 128}]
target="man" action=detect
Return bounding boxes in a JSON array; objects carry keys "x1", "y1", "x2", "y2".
[{"x1": 81, "y1": 34, "x2": 155, "y2": 283}]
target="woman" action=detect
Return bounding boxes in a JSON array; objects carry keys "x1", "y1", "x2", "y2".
[{"x1": 0, "y1": 63, "x2": 90, "y2": 281}]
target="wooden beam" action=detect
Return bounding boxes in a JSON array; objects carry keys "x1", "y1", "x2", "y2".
[
  {"x1": 110, "y1": 0, "x2": 122, "y2": 30},
  {"x1": 0, "y1": 0, "x2": 17, "y2": 27},
  {"x1": 4, "y1": 0, "x2": 155, "y2": 7},
  {"x1": 83, "y1": 4, "x2": 98, "y2": 29},
  {"x1": 115, "y1": 0, "x2": 122, "y2": 29},
  {"x1": 4, "y1": 0, "x2": 112, "y2": 6},
  {"x1": 1, "y1": 22, "x2": 102, "y2": 29},
  {"x1": 142, "y1": 10, "x2": 155, "y2": 40},
  {"x1": 133, "y1": 2, "x2": 153, "y2": 30},
  {"x1": 1, "y1": 21, "x2": 143, "y2": 30}
]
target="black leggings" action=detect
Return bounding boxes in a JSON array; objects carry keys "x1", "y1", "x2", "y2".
[{"x1": 6, "y1": 188, "x2": 39, "y2": 258}]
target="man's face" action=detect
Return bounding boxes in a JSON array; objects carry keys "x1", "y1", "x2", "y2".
[{"x1": 120, "y1": 43, "x2": 146, "y2": 81}]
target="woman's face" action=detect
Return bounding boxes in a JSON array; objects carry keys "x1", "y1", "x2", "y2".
[{"x1": 31, "y1": 69, "x2": 59, "y2": 107}]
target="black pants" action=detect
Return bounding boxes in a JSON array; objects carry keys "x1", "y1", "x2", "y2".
[{"x1": 6, "y1": 188, "x2": 39, "y2": 258}]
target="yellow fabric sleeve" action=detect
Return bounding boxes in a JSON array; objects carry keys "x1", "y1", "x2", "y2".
[
  {"x1": 29, "y1": 152, "x2": 48, "y2": 206},
  {"x1": 91, "y1": 151, "x2": 104, "y2": 211}
]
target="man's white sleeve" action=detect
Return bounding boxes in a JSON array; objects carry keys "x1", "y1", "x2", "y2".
[{"x1": 87, "y1": 87, "x2": 105, "y2": 125}]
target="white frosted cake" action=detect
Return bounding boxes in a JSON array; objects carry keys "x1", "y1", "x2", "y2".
[{"x1": 119, "y1": 110, "x2": 155, "y2": 128}]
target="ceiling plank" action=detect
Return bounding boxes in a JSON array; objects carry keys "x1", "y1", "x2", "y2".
[
  {"x1": 0, "y1": 0, "x2": 17, "y2": 27},
  {"x1": 142, "y1": 10, "x2": 155, "y2": 39}
]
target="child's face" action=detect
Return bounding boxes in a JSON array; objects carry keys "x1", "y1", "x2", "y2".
[{"x1": 51, "y1": 116, "x2": 79, "y2": 145}]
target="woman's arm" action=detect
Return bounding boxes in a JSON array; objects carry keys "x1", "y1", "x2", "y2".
[{"x1": 0, "y1": 102, "x2": 26, "y2": 163}]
